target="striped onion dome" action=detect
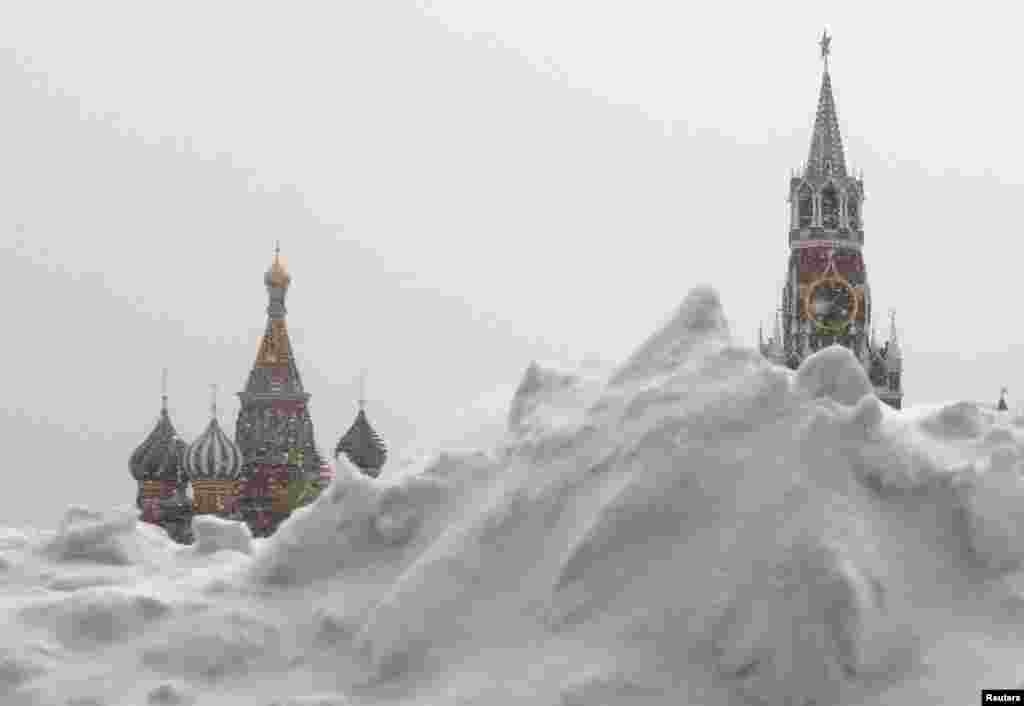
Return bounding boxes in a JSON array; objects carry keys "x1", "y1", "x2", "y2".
[
  {"x1": 130, "y1": 374, "x2": 188, "y2": 482},
  {"x1": 335, "y1": 408, "x2": 387, "y2": 477},
  {"x1": 184, "y1": 386, "x2": 244, "y2": 481}
]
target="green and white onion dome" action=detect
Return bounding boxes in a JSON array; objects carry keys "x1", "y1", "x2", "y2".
[{"x1": 184, "y1": 389, "x2": 244, "y2": 481}]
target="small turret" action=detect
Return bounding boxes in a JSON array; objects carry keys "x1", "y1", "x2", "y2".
[
  {"x1": 128, "y1": 370, "x2": 192, "y2": 543},
  {"x1": 886, "y1": 310, "x2": 902, "y2": 371},
  {"x1": 769, "y1": 309, "x2": 785, "y2": 359},
  {"x1": 998, "y1": 387, "x2": 1009, "y2": 412},
  {"x1": 335, "y1": 373, "x2": 387, "y2": 477}
]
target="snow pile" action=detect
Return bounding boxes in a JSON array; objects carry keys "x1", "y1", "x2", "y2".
[
  {"x1": 40, "y1": 506, "x2": 171, "y2": 568},
  {"x1": 18, "y1": 586, "x2": 172, "y2": 647},
  {"x1": 191, "y1": 515, "x2": 252, "y2": 556},
  {"x1": 5, "y1": 285, "x2": 1024, "y2": 704}
]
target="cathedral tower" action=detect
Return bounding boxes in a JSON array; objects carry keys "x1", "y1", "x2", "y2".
[
  {"x1": 761, "y1": 32, "x2": 903, "y2": 409},
  {"x1": 235, "y1": 245, "x2": 326, "y2": 536}
]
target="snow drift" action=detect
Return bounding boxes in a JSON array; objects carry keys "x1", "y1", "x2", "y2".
[{"x1": 3, "y1": 285, "x2": 1024, "y2": 704}]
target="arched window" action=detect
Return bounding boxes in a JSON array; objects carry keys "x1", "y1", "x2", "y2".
[
  {"x1": 821, "y1": 185, "x2": 839, "y2": 229},
  {"x1": 798, "y1": 185, "x2": 813, "y2": 228},
  {"x1": 847, "y1": 198, "x2": 860, "y2": 230}
]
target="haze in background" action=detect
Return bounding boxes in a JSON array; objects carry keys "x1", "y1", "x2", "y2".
[{"x1": 1, "y1": 1, "x2": 1020, "y2": 528}]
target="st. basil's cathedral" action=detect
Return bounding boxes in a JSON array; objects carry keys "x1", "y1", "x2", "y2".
[
  {"x1": 128, "y1": 248, "x2": 388, "y2": 544},
  {"x1": 758, "y1": 32, "x2": 904, "y2": 410}
]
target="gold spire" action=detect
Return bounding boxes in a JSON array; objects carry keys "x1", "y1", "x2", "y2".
[
  {"x1": 210, "y1": 383, "x2": 218, "y2": 419},
  {"x1": 161, "y1": 368, "x2": 168, "y2": 413},
  {"x1": 265, "y1": 242, "x2": 291, "y2": 288},
  {"x1": 358, "y1": 369, "x2": 367, "y2": 410}
]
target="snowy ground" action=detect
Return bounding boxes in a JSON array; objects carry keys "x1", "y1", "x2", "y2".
[{"x1": 5, "y1": 286, "x2": 1024, "y2": 705}]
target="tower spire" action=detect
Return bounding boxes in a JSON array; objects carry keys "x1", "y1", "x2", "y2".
[
  {"x1": 805, "y1": 31, "x2": 846, "y2": 179},
  {"x1": 358, "y1": 369, "x2": 367, "y2": 410},
  {"x1": 161, "y1": 368, "x2": 168, "y2": 413},
  {"x1": 210, "y1": 383, "x2": 218, "y2": 419},
  {"x1": 820, "y1": 28, "x2": 831, "y2": 71}
]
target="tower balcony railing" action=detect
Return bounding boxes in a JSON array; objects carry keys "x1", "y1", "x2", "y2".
[{"x1": 789, "y1": 227, "x2": 863, "y2": 246}]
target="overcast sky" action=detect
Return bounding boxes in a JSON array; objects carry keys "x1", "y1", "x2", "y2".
[{"x1": 2, "y1": 1, "x2": 1021, "y2": 529}]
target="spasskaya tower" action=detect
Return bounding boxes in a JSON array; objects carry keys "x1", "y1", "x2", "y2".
[{"x1": 759, "y1": 31, "x2": 903, "y2": 409}]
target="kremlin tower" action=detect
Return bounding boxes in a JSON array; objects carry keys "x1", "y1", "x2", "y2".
[
  {"x1": 760, "y1": 31, "x2": 904, "y2": 409},
  {"x1": 233, "y1": 245, "x2": 329, "y2": 537},
  {"x1": 128, "y1": 370, "x2": 193, "y2": 544}
]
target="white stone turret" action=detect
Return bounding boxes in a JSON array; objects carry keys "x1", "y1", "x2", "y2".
[{"x1": 886, "y1": 310, "x2": 902, "y2": 371}]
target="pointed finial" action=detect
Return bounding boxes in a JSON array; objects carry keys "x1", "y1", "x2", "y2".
[
  {"x1": 210, "y1": 383, "x2": 218, "y2": 419},
  {"x1": 820, "y1": 29, "x2": 832, "y2": 71},
  {"x1": 758, "y1": 322, "x2": 764, "y2": 347},
  {"x1": 358, "y1": 369, "x2": 367, "y2": 410},
  {"x1": 161, "y1": 368, "x2": 168, "y2": 412},
  {"x1": 274, "y1": 240, "x2": 281, "y2": 263},
  {"x1": 888, "y1": 308, "x2": 898, "y2": 342}
]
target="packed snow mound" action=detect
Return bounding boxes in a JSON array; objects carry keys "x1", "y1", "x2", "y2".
[
  {"x1": 610, "y1": 284, "x2": 729, "y2": 385},
  {"x1": 919, "y1": 401, "x2": 989, "y2": 439},
  {"x1": 18, "y1": 587, "x2": 171, "y2": 647},
  {"x1": 9, "y1": 285, "x2": 1024, "y2": 704},
  {"x1": 793, "y1": 343, "x2": 874, "y2": 405},
  {"x1": 247, "y1": 457, "x2": 477, "y2": 588},
  {"x1": 139, "y1": 608, "x2": 285, "y2": 684},
  {"x1": 191, "y1": 516, "x2": 252, "y2": 556},
  {"x1": 40, "y1": 506, "x2": 172, "y2": 567},
  {"x1": 145, "y1": 682, "x2": 195, "y2": 706}
]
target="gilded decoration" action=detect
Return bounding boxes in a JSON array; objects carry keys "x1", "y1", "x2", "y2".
[
  {"x1": 801, "y1": 250, "x2": 859, "y2": 335},
  {"x1": 256, "y1": 319, "x2": 293, "y2": 367},
  {"x1": 192, "y1": 479, "x2": 238, "y2": 515}
]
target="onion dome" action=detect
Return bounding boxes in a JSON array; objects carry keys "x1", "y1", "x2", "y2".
[
  {"x1": 184, "y1": 385, "x2": 244, "y2": 481},
  {"x1": 130, "y1": 370, "x2": 188, "y2": 482},
  {"x1": 336, "y1": 406, "x2": 387, "y2": 477},
  {"x1": 264, "y1": 242, "x2": 291, "y2": 289}
]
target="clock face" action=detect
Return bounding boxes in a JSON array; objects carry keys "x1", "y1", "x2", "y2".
[{"x1": 808, "y1": 280, "x2": 854, "y2": 333}]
